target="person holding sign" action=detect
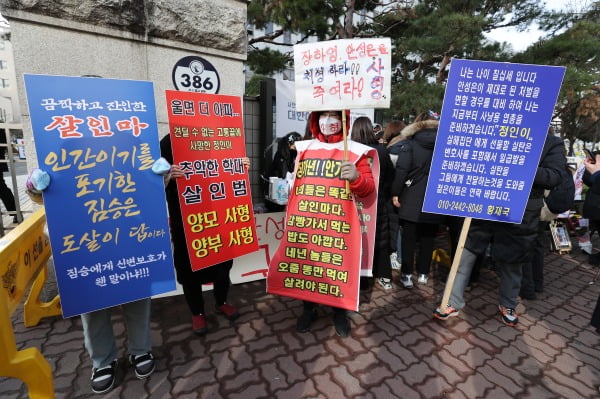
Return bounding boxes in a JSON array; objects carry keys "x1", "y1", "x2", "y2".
[
  {"x1": 273, "y1": 109, "x2": 376, "y2": 337},
  {"x1": 433, "y1": 133, "x2": 565, "y2": 326},
  {"x1": 161, "y1": 134, "x2": 245, "y2": 335},
  {"x1": 26, "y1": 167, "x2": 162, "y2": 394}
]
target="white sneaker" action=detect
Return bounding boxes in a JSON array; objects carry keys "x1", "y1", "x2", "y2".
[
  {"x1": 376, "y1": 277, "x2": 393, "y2": 290},
  {"x1": 390, "y1": 252, "x2": 401, "y2": 270},
  {"x1": 400, "y1": 274, "x2": 413, "y2": 288},
  {"x1": 417, "y1": 274, "x2": 428, "y2": 285}
]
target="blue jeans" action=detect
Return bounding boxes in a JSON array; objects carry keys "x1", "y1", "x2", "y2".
[{"x1": 81, "y1": 298, "x2": 152, "y2": 369}]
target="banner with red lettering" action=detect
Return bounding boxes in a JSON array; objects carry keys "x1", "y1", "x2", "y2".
[
  {"x1": 24, "y1": 74, "x2": 176, "y2": 318},
  {"x1": 165, "y1": 91, "x2": 259, "y2": 270},
  {"x1": 267, "y1": 139, "x2": 379, "y2": 311},
  {"x1": 293, "y1": 38, "x2": 392, "y2": 112},
  {"x1": 357, "y1": 151, "x2": 379, "y2": 278}
]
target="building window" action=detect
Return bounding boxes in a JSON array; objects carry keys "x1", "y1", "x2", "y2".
[
  {"x1": 0, "y1": 60, "x2": 6, "y2": 69},
  {"x1": 283, "y1": 31, "x2": 291, "y2": 44},
  {"x1": 265, "y1": 22, "x2": 273, "y2": 34},
  {"x1": 0, "y1": 79, "x2": 9, "y2": 88}
]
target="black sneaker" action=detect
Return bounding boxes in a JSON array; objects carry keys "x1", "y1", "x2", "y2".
[
  {"x1": 519, "y1": 291, "x2": 537, "y2": 300},
  {"x1": 296, "y1": 309, "x2": 317, "y2": 332},
  {"x1": 91, "y1": 360, "x2": 117, "y2": 394},
  {"x1": 129, "y1": 352, "x2": 155, "y2": 379},
  {"x1": 589, "y1": 253, "x2": 600, "y2": 266},
  {"x1": 333, "y1": 311, "x2": 350, "y2": 337}
]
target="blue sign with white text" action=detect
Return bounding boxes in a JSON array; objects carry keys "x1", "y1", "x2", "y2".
[
  {"x1": 24, "y1": 74, "x2": 176, "y2": 317},
  {"x1": 422, "y1": 60, "x2": 565, "y2": 223}
]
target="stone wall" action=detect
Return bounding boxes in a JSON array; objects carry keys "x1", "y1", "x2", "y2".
[
  {"x1": 0, "y1": 0, "x2": 246, "y2": 54},
  {"x1": 0, "y1": 0, "x2": 249, "y2": 171}
]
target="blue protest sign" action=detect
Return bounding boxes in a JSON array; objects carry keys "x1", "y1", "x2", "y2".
[
  {"x1": 24, "y1": 74, "x2": 176, "y2": 317},
  {"x1": 423, "y1": 60, "x2": 566, "y2": 223}
]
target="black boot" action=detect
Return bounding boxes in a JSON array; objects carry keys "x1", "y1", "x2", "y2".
[
  {"x1": 333, "y1": 309, "x2": 350, "y2": 337},
  {"x1": 296, "y1": 306, "x2": 317, "y2": 333}
]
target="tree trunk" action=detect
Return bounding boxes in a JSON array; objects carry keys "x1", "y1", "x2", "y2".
[
  {"x1": 436, "y1": 45, "x2": 455, "y2": 85},
  {"x1": 339, "y1": 0, "x2": 356, "y2": 38}
]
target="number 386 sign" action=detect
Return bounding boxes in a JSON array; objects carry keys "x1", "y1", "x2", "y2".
[{"x1": 172, "y1": 56, "x2": 221, "y2": 94}]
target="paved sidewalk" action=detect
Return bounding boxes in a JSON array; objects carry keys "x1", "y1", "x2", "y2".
[{"x1": 2, "y1": 234, "x2": 600, "y2": 398}]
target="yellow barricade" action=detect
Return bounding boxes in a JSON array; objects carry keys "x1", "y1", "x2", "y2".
[
  {"x1": 432, "y1": 248, "x2": 451, "y2": 268},
  {"x1": 0, "y1": 209, "x2": 58, "y2": 398}
]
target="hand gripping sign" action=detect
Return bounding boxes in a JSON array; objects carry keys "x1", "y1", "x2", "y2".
[
  {"x1": 267, "y1": 138, "x2": 379, "y2": 311},
  {"x1": 267, "y1": 38, "x2": 390, "y2": 311},
  {"x1": 165, "y1": 90, "x2": 259, "y2": 271},
  {"x1": 420, "y1": 59, "x2": 566, "y2": 310},
  {"x1": 24, "y1": 74, "x2": 176, "y2": 318}
]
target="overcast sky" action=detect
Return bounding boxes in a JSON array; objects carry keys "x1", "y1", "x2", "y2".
[
  {"x1": 485, "y1": 0, "x2": 583, "y2": 52},
  {"x1": 0, "y1": 2, "x2": 586, "y2": 52}
]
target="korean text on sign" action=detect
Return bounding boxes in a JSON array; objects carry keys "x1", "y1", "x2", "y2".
[
  {"x1": 166, "y1": 90, "x2": 259, "y2": 270},
  {"x1": 294, "y1": 38, "x2": 392, "y2": 111},
  {"x1": 422, "y1": 60, "x2": 566, "y2": 223},
  {"x1": 24, "y1": 74, "x2": 176, "y2": 317}
]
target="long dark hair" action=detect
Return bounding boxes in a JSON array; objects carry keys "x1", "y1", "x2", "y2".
[
  {"x1": 350, "y1": 116, "x2": 377, "y2": 145},
  {"x1": 276, "y1": 131, "x2": 301, "y2": 162}
]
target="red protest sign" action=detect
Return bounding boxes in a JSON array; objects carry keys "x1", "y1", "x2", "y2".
[
  {"x1": 267, "y1": 140, "x2": 378, "y2": 311},
  {"x1": 165, "y1": 90, "x2": 258, "y2": 270}
]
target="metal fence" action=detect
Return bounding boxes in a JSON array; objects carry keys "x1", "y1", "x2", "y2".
[{"x1": 0, "y1": 122, "x2": 26, "y2": 236}]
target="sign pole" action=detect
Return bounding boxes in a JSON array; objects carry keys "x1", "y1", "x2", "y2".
[
  {"x1": 440, "y1": 217, "x2": 472, "y2": 309},
  {"x1": 342, "y1": 109, "x2": 349, "y2": 190},
  {"x1": 342, "y1": 109, "x2": 348, "y2": 160}
]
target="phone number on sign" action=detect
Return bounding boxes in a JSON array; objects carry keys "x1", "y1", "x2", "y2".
[{"x1": 437, "y1": 200, "x2": 483, "y2": 214}]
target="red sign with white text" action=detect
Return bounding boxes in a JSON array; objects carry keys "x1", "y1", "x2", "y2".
[
  {"x1": 165, "y1": 90, "x2": 258, "y2": 270},
  {"x1": 267, "y1": 139, "x2": 378, "y2": 311}
]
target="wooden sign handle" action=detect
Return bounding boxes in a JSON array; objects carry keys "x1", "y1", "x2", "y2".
[{"x1": 440, "y1": 217, "x2": 472, "y2": 309}]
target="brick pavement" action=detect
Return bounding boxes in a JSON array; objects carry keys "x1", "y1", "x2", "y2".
[{"x1": 2, "y1": 234, "x2": 600, "y2": 398}]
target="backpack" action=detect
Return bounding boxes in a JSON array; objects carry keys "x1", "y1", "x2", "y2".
[{"x1": 540, "y1": 166, "x2": 575, "y2": 221}]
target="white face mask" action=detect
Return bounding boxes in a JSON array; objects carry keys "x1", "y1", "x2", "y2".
[{"x1": 319, "y1": 115, "x2": 342, "y2": 136}]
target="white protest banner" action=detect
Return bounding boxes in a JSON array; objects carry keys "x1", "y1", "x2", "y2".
[
  {"x1": 294, "y1": 38, "x2": 391, "y2": 111},
  {"x1": 275, "y1": 79, "x2": 310, "y2": 138},
  {"x1": 274, "y1": 77, "x2": 374, "y2": 140}
]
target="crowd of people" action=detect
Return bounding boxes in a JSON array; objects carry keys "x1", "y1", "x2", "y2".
[
  {"x1": 24, "y1": 108, "x2": 600, "y2": 395},
  {"x1": 268, "y1": 111, "x2": 596, "y2": 336}
]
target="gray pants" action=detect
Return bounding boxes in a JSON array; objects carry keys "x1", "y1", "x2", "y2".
[
  {"x1": 449, "y1": 248, "x2": 523, "y2": 310},
  {"x1": 81, "y1": 298, "x2": 152, "y2": 369},
  {"x1": 449, "y1": 248, "x2": 477, "y2": 310}
]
